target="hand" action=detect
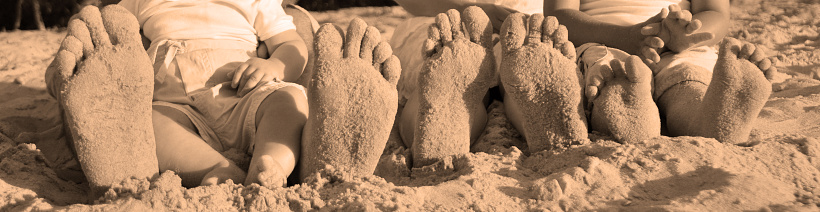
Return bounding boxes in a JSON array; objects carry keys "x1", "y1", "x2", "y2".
[
  {"x1": 634, "y1": 8, "x2": 668, "y2": 68},
  {"x1": 228, "y1": 58, "x2": 283, "y2": 97},
  {"x1": 642, "y1": 4, "x2": 714, "y2": 53}
]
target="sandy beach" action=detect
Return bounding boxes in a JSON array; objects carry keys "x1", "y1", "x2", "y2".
[{"x1": 2, "y1": 0, "x2": 820, "y2": 210}]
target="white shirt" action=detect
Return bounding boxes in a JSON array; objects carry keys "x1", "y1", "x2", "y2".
[{"x1": 580, "y1": 0, "x2": 690, "y2": 26}]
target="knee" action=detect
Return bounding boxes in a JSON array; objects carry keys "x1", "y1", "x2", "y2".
[{"x1": 257, "y1": 86, "x2": 308, "y2": 122}]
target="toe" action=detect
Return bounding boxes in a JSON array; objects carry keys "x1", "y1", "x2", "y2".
[
  {"x1": 500, "y1": 13, "x2": 527, "y2": 54},
  {"x1": 542, "y1": 16, "x2": 559, "y2": 45},
  {"x1": 445, "y1": 9, "x2": 464, "y2": 40},
  {"x1": 435, "y1": 12, "x2": 454, "y2": 43},
  {"x1": 462, "y1": 6, "x2": 493, "y2": 49},
  {"x1": 76, "y1": 6, "x2": 112, "y2": 48},
  {"x1": 740, "y1": 43, "x2": 755, "y2": 59},
  {"x1": 718, "y1": 38, "x2": 742, "y2": 60},
  {"x1": 344, "y1": 18, "x2": 367, "y2": 59},
  {"x1": 46, "y1": 50, "x2": 77, "y2": 98},
  {"x1": 382, "y1": 55, "x2": 401, "y2": 86},
  {"x1": 624, "y1": 56, "x2": 652, "y2": 83},
  {"x1": 526, "y1": 14, "x2": 545, "y2": 45},
  {"x1": 360, "y1": 26, "x2": 381, "y2": 62},
  {"x1": 100, "y1": 5, "x2": 141, "y2": 46},
  {"x1": 315, "y1": 23, "x2": 344, "y2": 60},
  {"x1": 423, "y1": 25, "x2": 442, "y2": 58},
  {"x1": 67, "y1": 19, "x2": 94, "y2": 57},
  {"x1": 373, "y1": 42, "x2": 393, "y2": 64}
]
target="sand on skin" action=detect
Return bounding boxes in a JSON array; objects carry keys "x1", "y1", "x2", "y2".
[{"x1": 3, "y1": 0, "x2": 820, "y2": 210}]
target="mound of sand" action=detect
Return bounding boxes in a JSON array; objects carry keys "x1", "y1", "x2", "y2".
[{"x1": 2, "y1": 0, "x2": 820, "y2": 210}]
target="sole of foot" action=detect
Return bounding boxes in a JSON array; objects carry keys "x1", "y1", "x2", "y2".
[
  {"x1": 589, "y1": 56, "x2": 661, "y2": 144},
  {"x1": 696, "y1": 37, "x2": 774, "y2": 145},
  {"x1": 412, "y1": 6, "x2": 496, "y2": 167},
  {"x1": 299, "y1": 18, "x2": 400, "y2": 181},
  {"x1": 44, "y1": 5, "x2": 157, "y2": 196},
  {"x1": 499, "y1": 14, "x2": 588, "y2": 153}
]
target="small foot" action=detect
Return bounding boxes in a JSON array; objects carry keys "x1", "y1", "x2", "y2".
[
  {"x1": 413, "y1": 6, "x2": 496, "y2": 167},
  {"x1": 696, "y1": 38, "x2": 773, "y2": 144},
  {"x1": 499, "y1": 14, "x2": 587, "y2": 153},
  {"x1": 299, "y1": 18, "x2": 400, "y2": 180},
  {"x1": 589, "y1": 56, "x2": 661, "y2": 143},
  {"x1": 202, "y1": 160, "x2": 246, "y2": 186},
  {"x1": 243, "y1": 155, "x2": 285, "y2": 188}
]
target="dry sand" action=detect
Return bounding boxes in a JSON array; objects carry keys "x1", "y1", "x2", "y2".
[{"x1": 2, "y1": 0, "x2": 820, "y2": 210}]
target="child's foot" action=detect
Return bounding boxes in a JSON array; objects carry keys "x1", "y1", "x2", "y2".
[
  {"x1": 299, "y1": 18, "x2": 400, "y2": 180},
  {"x1": 202, "y1": 160, "x2": 246, "y2": 186},
  {"x1": 499, "y1": 14, "x2": 587, "y2": 152},
  {"x1": 44, "y1": 5, "x2": 157, "y2": 196},
  {"x1": 243, "y1": 155, "x2": 286, "y2": 188},
  {"x1": 696, "y1": 38, "x2": 773, "y2": 144},
  {"x1": 589, "y1": 56, "x2": 661, "y2": 143},
  {"x1": 413, "y1": 7, "x2": 496, "y2": 167}
]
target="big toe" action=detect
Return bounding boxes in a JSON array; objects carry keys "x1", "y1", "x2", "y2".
[
  {"x1": 623, "y1": 56, "x2": 652, "y2": 84},
  {"x1": 462, "y1": 6, "x2": 492, "y2": 48},
  {"x1": 500, "y1": 13, "x2": 527, "y2": 54},
  {"x1": 100, "y1": 5, "x2": 141, "y2": 46},
  {"x1": 315, "y1": 23, "x2": 344, "y2": 60}
]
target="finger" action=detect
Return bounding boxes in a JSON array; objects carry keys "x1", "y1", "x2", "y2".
[
  {"x1": 678, "y1": 10, "x2": 693, "y2": 23},
  {"x1": 646, "y1": 7, "x2": 669, "y2": 23},
  {"x1": 241, "y1": 72, "x2": 265, "y2": 97},
  {"x1": 232, "y1": 63, "x2": 250, "y2": 88},
  {"x1": 685, "y1": 19, "x2": 702, "y2": 34},
  {"x1": 641, "y1": 23, "x2": 662, "y2": 35},
  {"x1": 642, "y1": 46, "x2": 661, "y2": 64},
  {"x1": 688, "y1": 32, "x2": 715, "y2": 45},
  {"x1": 644, "y1": 36, "x2": 664, "y2": 49}
]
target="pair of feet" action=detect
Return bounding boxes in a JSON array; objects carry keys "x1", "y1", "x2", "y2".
[
  {"x1": 412, "y1": 6, "x2": 774, "y2": 164},
  {"x1": 48, "y1": 5, "x2": 400, "y2": 189}
]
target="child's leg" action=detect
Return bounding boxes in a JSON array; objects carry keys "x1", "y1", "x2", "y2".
[
  {"x1": 499, "y1": 14, "x2": 588, "y2": 152},
  {"x1": 657, "y1": 38, "x2": 774, "y2": 144},
  {"x1": 45, "y1": 5, "x2": 157, "y2": 196},
  {"x1": 152, "y1": 106, "x2": 245, "y2": 187},
  {"x1": 298, "y1": 18, "x2": 400, "y2": 181},
  {"x1": 410, "y1": 7, "x2": 496, "y2": 167},
  {"x1": 244, "y1": 86, "x2": 307, "y2": 187}
]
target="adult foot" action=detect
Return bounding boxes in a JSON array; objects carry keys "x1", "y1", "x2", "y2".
[
  {"x1": 242, "y1": 155, "x2": 286, "y2": 188},
  {"x1": 413, "y1": 7, "x2": 496, "y2": 167},
  {"x1": 499, "y1": 14, "x2": 587, "y2": 153},
  {"x1": 589, "y1": 56, "x2": 661, "y2": 143},
  {"x1": 201, "y1": 160, "x2": 247, "y2": 186},
  {"x1": 44, "y1": 5, "x2": 157, "y2": 196},
  {"x1": 696, "y1": 38, "x2": 773, "y2": 145},
  {"x1": 299, "y1": 18, "x2": 400, "y2": 180}
]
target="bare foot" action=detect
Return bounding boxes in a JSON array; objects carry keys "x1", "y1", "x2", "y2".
[
  {"x1": 242, "y1": 155, "x2": 285, "y2": 188},
  {"x1": 696, "y1": 38, "x2": 774, "y2": 145},
  {"x1": 589, "y1": 56, "x2": 661, "y2": 143},
  {"x1": 299, "y1": 19, "x2": 400, "y2": 180},
  {"x1": 413, "y1": 7, "x2": 496, "y2": 167},
  {"x1": 44, "y1": 5, "x2": 157, "y2": 196},
  {"x1": 201, "y1": 160, "x2": 246, "y2": 186},
  {"x1": 499, "y1": 14, "x2": 587, "y2": 152}
]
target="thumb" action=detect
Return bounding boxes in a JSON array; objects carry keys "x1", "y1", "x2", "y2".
[{"x1": 646, "y1": 7, "x2": 669, "y2": 24}]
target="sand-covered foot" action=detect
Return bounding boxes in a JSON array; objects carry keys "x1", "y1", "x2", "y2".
[
  {"x1": 499, "y1": 14, "x2": 587, "y2": 152},
  {"x1": 589, "y1": 56, "x2": 661, "y2": 143},
  {"x1": 201, "y1": 160, "x2": 246, "y2": 186},
  {"x1": 299, "y1": 18, "x2": 400, "y2": 180},
  {"x1": 413, "y1": 7, "x2": 496, "y2": 167},
  {"x1": 44, "y1": 5, "x2": 157, "y2": 196},
  {"x1": 696, "y1": 38, "x2": 773, "y2": 145},
  {"x1": 243, "y1": 155, "x2": 286, "y2": 188}
]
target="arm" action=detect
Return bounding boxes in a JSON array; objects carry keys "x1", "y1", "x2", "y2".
[
  {"x1": 688, "y1": 0, "x2": 730, "y2": 47},
  {"x1": 231, "y1": 29, "x2": 307, "y2": 96},
  {"x1": 545, "y1": 0, "x2": 666, "y2": 55}
]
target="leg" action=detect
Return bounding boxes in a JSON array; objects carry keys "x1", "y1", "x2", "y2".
[
  {"x1": 299, "y1": 18, "x2": 400, "y2": 180},
  {"x1": 152, "y1": 107, "x2": 245, "y2": 187},
  {"x1": 499, "y1": 14, "x2": 588, "y2": 153},
  {"x1": 412, "y1": 7, "x2": 496, "y2": 167},
  {"x1": 659, "y1": 38, "x2": 774, "y2": 144},
  {"x1": 589, "y1": 56, "x2": 660, "y2": 143},
  {"x1": 244, "y1": 86, "x2": 307, "y2": 187},
  {"x1": 44, "y1": 5, "x2": 157, "y2": 196}
]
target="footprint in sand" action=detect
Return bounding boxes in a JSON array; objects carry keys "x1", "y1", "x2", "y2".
[
  {"x1": 696, "y1": 38, "x2": 774, "y2": 145},
  {"x1": 299, "y1": 18, "x2": 400, "y2": 180},
  {"x1": 499, "y1": 14, "x2": 588, "y2": 153},
  {"x1": 413, "y1": 7, "x2": 496, "y2": 167},
  {"x1": 589, "y1": 56, "x2": 661, "y2": 144},
  {"x1": 44, "y1": 5, "x2": 157, "y2": 196}
]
